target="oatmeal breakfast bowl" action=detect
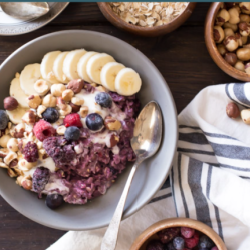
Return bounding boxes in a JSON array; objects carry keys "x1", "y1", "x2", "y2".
[{"x1": 0, "y1": 30, "x2": 177, "y2": 230}]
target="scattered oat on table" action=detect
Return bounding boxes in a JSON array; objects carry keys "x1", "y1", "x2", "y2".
[{"x1": 109, "y1": 2, "x2": 189, "y2": 27}]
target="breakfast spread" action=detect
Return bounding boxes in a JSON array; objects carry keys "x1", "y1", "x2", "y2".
[
  {"x1": 0, "y1": 49, "x2": 141, "y2": 209},
  {"x1": 146, "y1": 227, "x2": 217, "y2": 250},
  {"x1": 109, "y1": 2, "x2": 188, "y2": 27},
  {"x1": 213, "y1": 2, "x2": 250, "y2": 74}
]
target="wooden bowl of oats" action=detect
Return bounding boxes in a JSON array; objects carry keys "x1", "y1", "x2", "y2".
[{"x1": 97, "y1": 2, "x2": 196, "y2": 37}]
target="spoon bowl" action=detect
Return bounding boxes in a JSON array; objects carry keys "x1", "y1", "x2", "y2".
[{"x1": 0, "y1": 2, "x2": 49, "y2": 20}]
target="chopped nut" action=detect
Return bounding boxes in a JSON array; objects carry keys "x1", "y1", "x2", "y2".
[
  {"x1": 21, "y1": 179, "x2": 32, "y2": 190},
  {"x1": 104, "y1": 116, "x2": 122, "y2": 131},
  {"x1": 0, "y1": 162, "x2": 8, "y2": 169},
  {"x1": 0, "y1": 135, "x2": 11, "y2": 148},
  {"x1": 42, "y1": 94, "x2": 57, "y2": 107},
  {"x1": 79, "y1": 106, "x2": 89, "y2": 118},
  {"x1": 34, "y1": 79, "x2": 50, "y2": 95},
  {"x1": 9, "y1": 159, "x2": 18, "y2": 168},
  {"x1": 62, "y1": 89, "x2": 74, "y2": 102},
  {"x1": 59, "y1": 104, "x2": 72, "y2": 116},
  {"x1": 56, "y1": 125, "x2": 66, "y2": 135},
  {"x1": 7, "y1": 138, "x2": 19, "y2": 152},
  {"x1": 38, "y1": 149, "x2": 48, "y2": 160},
  {"x1": 74, "y1": 145, "x2": 83, "y2": 154},
  {"x1": 22, "y1": 110, "x2": 37, "y2": 125},
  {"x1": 12, "y1": 123, "x2": 25, "y2": 138},
  {"x1": 71, "y1": 97, "x2": 84, "y2": 106},
  {"x1": 27, "y1": 94, "x2": 42, "y2": 109},
  {"x1": 70, "y1": 103, "x2": 80, "y2": 113},
  {"x1": 37, "y1": 105, "x2": 47, "y2": 118},
  {"x1": 4, "y1": 151, "x2": 17, "y2": 165},
  {"x1": 51, "y1": 84, "x2": 66, "y2": 97},
  {"x1": 67, "y1": 79, "x2": 84, "y2": 93},
  {"x1": 36, "y1": 141, "x2": 43, "y2": 149},
  {"x1": 96, "y1": 86, "x2": 107, "y2": 92},
  {"x1": 18, "y1": 159, "x2": 36, "y2": 171},
  {"x1": 110, "y1": 134, "x2": 119, "y2": 147},
  {"x1": 0, "y1": 148, "x2": 9, "y2": 158},
  {"x1": 8, "y1": 168, "x2": 17, "y2": 178}
]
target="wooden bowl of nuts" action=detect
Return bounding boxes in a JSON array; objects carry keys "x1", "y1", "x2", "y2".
[
  {"x1": 98, "y1": 2, "x2": 197, "y2": 37},
  {"x1": 205, "y1": 2, "x2": 250, "y2": 81}
]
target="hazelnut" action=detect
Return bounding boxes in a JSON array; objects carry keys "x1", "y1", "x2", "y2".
[
  {"x1": 37, "y1": 105, "x2": 47, "y2": 118},
  {"x1": 4, "y1": 151, "x2": 17, "y2": 165},
  {"x1": 223, "y1": 22, "x2": 238, "y2": 32},
  {"x1": 7, "y1": 138, "x2": 18, "y2": 152},
  {"x1": 238, "y1": 22, "x2": 250, "y2": 36},
  {"x1": 79, "y1": 106, "x2": 89, "y2": 118},
  {"x1": 235, "y1": 33, "x2": 243, "y2": 46},
  {"x1": 22, "y1": 110, "x2": 36, "y2": 125},
  {"x1": 51, "y1": 84, "x2": 66, "y2": 97},
  {"x1": 236, "y1": 47, "x2": 250, "y2": 61},
  {"x1": 104, "y1": 116, "x2": 121, "y2": 131},
  {"x1": 224, "y1": 36, "x2": 238, "y2": 51},
  {"x1": 214, "y1": 26, "x2": 225, "y2": 43},
  {"x1": 67, "y1": 79, "x2": 84, "y2": 94},
  {"x1": 59, "y1": 104, "x2": 72, "y2": 116},
  {"x1": 56, "y1": 97, "x2": 67, "y2": 110},
  {"x1": 21, "y1": 179, "x2": 32, "y2": 190},
  {"x1": 27, "y1": 94, "x2": 41, "y2": 109},
  {"x1": 9, "y1": 159, "x2": 18, "y2": 168},
  {"x1": 56, "y1": 125, "x2": 66, "y2": 135},
  {"x1": 96, "y1": 86, "x2": 107, "y2": 92},
  {"x1": 0, "y1": 148, "x2": 9, "y2": 158},
  {"x1": 47, "y1": 71, "x2": 58, "y2": 83},
  {"x1": 13, "y1": 123, "x2": 25, "y2": 138},
  {"x1": 225, "y1": 3, "x2": 235, "y2": 9},
  {"x1": 7, "y1": 168, "x2": 17, "y2": 178},
  {"x1": 42, "y1": 94, "x2": 57, "y2": 107},
  {"x1": 240, "y1": 3, "x2": 250, "y2": 15},
  {"x1": 18, "y1": 159, "x2": 36, "y2": 171},
  {"x1": 224, "y1": 28, "x2": 235, "y2": 37},
  {"x1": 62, "y1": 89, "x2": 74, "y2": 101},
  {"x1": 70, "y1": 103, "x2": 80, "y2": 113},
  {"x1": 34, "y1": 79, "x2": 50, "y2": 96},
  {"x1": 240, "y1": 14, "x2": 250, "y2": 23},
  {"x1": 242, "y1": 36, "x2": 248, "y2": 45},
  {"x1": 38, "y1": 149, "x2": 48, "y2": 160},
  {"x1": 71, "y1": 97, "x2": 84, "y2": 106},
  {"x1": 74, "y1": 145, "x2": 83, "y2": 154},
  {"x1": 4, "y1": 97, "x2": 18, "y2": 111},
  {"x1": 241, "y1": 109, "x2": 250, "y2": 124},
  {"x1": 245, "y1": 62, "x2": 250, "y2": 74},
  {"x1": 228, "y1": 7, "x2": 240, "y2": 24},
  {"x1": 217, "y1": 44, "x2": 228, "y2": 56},
  {"x1": 0, "y1": 162, "x2": 8, "y2": 169},
  {"x1": 224, "y1": 53, "x2": 237, "y2": 66},
  {"x1": 234, "y1": 60, "x2": 245, "y2": 71},
  {"x1": 0, "y1": 135, "x2": 11, "y2": 148},
  {"x1": 110, "y1": 134, "x2": 119, "y2": 147},
  {"x1": 216, "y1": 9, "x2": 230, "y2": 26}
]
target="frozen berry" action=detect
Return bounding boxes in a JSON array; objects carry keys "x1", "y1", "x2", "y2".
[
  {"x1": 64, "y1": 126, "x2": 80, "y2": 141},
  {"x1": 198, "y1": 235, "x2": 214, "y2": 249},
  {"x1": 32, "y1": 167, "x2": 50, "y2": 196},
  {"x1": 181, "y1": 227, "x2": 195, "y2": 239},
  {"x1": 185, "y1": 231, "x2": 199, "y2": 249},
  {"x1": 95, "y1": 92, "x2": 112, "y2": 108},
  {"x1": 166, "y1": 242, "x2": 175, "y2": 250},
  {"x1": 211, "y1": 247, "x2": 219, "y2": 250},
  {"x1": 42, "y1": 107, "x2": 59, "y2": 123},
  {"x1": 173, "y1": 237, "x2": 185, "y2": 250},
  {"x1": 33, "y1": 120, "x2": 56, "y2": 142},
  {"x1": 86, "y1": 113, "x2": 104, "y2": 131},
  {"x1": 0, "y1": 110, "x2": 9, "y2": 130},
  {"x1": 23, "y1": 141, "x2": 38, "y2": 162},
  {"x1": 46, "y1": 193, "x2": 64, "y2": 209},
  {"x1": 63, "y1": 113, "x2": 82, "y2": 128},
  {"x1": 158, "y1": 227, "x2": 180, "y2": 244},
  {"x1": 146, "y1": 240, "x2": 164, "y2": 250}
]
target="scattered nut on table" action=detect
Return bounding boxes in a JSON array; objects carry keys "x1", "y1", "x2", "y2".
[{"x1": 226, "y1": 102, "x2": 240, "y2": 118}]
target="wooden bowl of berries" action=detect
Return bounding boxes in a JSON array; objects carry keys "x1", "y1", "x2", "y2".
[
  {"x1": 205, "y1": 2, "x2": 250, "y2": 81},
  {"x1": 130, "y1": 218, "x2": 227, "y2": 250}
]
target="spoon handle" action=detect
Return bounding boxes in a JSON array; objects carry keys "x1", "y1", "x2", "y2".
[{"x1": 101, "y1": 161, "x2": 140, "y2": 250}]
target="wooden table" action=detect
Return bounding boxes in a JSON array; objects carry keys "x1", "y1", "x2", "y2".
[{"x1": 0, "y1": 3, "x2": 241, "y2": 250}]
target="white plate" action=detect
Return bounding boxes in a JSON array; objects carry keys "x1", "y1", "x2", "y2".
[{"x1": 0, "y1": 2, "x2": 69, "y2": 36}]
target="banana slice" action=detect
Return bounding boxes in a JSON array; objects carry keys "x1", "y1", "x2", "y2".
[
  {"x1": 77, "y1": 51, "x2": 98, "y2": 83},
  {"x1": 10, "y1": 78, "x2": 29, "y2": 108},
  {"x1": 86, "y1": 53, "x2": 115, "y2": 84},
  {"x1": 20, "y1": 63, "x2": 42, "y2": 96},
  {"x1": 41, "y1": 51, "x2": 61, "y2": 84},
  {"x1": 63, "y1": 49, "x2": 86, "y2": 80},
  {"x1": 100, "y1": 62, "x2": 125, "y2": 91},
  {"x1": 53, "y1": 51, "x2": 69, "y2": 84},
  {"x1": 115, "y1": 68, "x2": 142, "y2": 96},
  {"x1": 6, "y1": 107, "x2": 27, "y2": 124}
]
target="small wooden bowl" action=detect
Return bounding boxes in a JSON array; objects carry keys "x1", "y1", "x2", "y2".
[
  {"x1": 98, "y1": 3, "x2": 197, "y2": 37},
  {"x1": 130, "y1": 218, "x2": 227, "y2": 250},
  {"x1": 205, "y1": 2, "x2": 250, "y2": 81}
]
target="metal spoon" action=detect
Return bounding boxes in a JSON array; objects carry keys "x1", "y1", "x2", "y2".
[
  {"x1": 0, "y1": 2, "x2": 49, "y2": 20},
  {"x1": 101, "y1": 101, "x2": 163, "y2": 250}
]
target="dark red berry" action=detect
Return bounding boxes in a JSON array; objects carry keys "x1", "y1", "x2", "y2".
[
  {"x1": 181, "y1": 227, "x2": 195, "y2": 239},
  {"x1": 33, "y1": 120, "x2": 56, "y2": 142},
  {"x1": 23, "y1": 141, "x2": 38, "y2": 162},
  {"x1": 63, "y1": 113, "x2": 82, "y2": 128},
  {"x1": 157, "y1": 227, "x2": 180, "y2": 244},
  {"x1": 146, "y1": 240, "x2": 164, "y2": 250},
  {"x1": 185, "y1": 231, "x2": 199, "y2": 249},
  {"x1": 32, "y1": 167, "x2": 50, "y2": 197}
]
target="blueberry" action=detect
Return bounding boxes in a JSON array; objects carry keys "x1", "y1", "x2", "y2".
[
  {"x1": 199, "y1": 235, "x2": 214, "y2": 249},
  {"x1": 0, "y1": 110, "x2": 9, "y2": 130},
  {"x1": 95, "y1": 92, "x2": 112, "y2": 108},
  {"x1": 86, "y1": 113, "x2": 104, "y2": 131},
  {"x1": 45, "y1": 193, "x2": 64, "y2": 209},
  {"x1": 64, "y1": 126, "x2": 80, "y2": 141},
  {"x1": 42, "y1": 107, "x2": 59, "y2": 123},
  {"x1": 173, "y1": 237, "x2": 185, "y2": 250}
]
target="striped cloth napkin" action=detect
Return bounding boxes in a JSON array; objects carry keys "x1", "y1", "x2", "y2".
[{"x1": 48, "y1": 83, "x2": 250, "y2": 250}]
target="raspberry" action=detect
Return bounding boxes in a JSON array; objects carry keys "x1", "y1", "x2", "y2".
[
  {"x1": 32, "y1": 167, "x2": 50, "y2": 197},
  {"x1": 33, "y1": 120, "x2": 56, "y2": 142},
  {"x1": 181, "y1": 227, "x2": 195, "y2": 239},
  {"x1": 63, "y1": 113, "x2": 82, "y2": 128},
  {"x1": 185, "y1": 231, "x2": 199, "y2": 249},
  {"x1": 157, "y1": 227, "x2": 180, "y2": 244},
  {"x1": 23, "y1": 141, "x2": 38, "y2": 162}
]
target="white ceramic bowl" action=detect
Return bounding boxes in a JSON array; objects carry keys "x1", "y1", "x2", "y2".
[{"x1": 0, "y1": 30, "x2": 177, "y2": 230}]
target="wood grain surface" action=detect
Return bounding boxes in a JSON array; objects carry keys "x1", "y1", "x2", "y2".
[{"x1": 0, "y1": 3, "x2": 241, "y2": 250}]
